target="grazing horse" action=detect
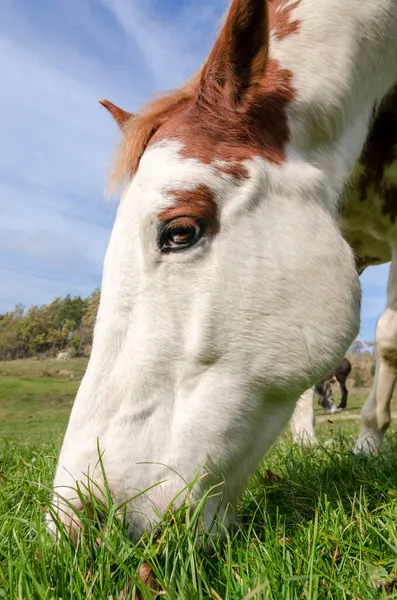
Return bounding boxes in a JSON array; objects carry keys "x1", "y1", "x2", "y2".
[
  {"x1": 316, "y1": 357, "x2": 352, "y2": 413},
  {"x1": 48, "y1": 0, "x2": 397, "y2": 542}
]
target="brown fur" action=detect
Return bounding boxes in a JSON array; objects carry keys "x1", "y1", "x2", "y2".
[
  {"x1": 159, "y1": 186, "x2": 219, "y2": 235},
  {"x1": 152, "y1": 58, "x2": 295, "y2": 169},
  {"x1": 105, "y1": 0, "x2": 301, "y2": 190},
  {"x1": 197, "y1": 0, "x2": 270, "y2": 105},
  {"x1": 268, "y1": 0, "x2": 301, "y2": 40},
  {"x1": 358, "y1": 85, "x2": 397, "y2": 222},
  {"x1": 317, "y1": 358, "x2": 352, "y2": 411},
  {"x1": 109, "y1": 74, "x2": 200, "y2": 189},
  {"x1": 338, "y1": 84, "x2": 397, "y2": 271},
  {"x1": 215, "y1": 162, "x2": 250, "y2": 180},
  {"x1": 355, "y1": 254, "x2": 383, "y2": 274},
  {"x1": 99, "y1": 99, "x2": 133, "y2": 130}
]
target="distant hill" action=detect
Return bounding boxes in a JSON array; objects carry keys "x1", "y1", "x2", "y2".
[{"x1": 348, "y1": 339, "x2": 375, "y2": 355}]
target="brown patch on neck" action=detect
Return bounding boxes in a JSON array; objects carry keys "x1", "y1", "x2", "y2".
[
  {"x1": 354, "y1": 254, "x2": 382, "y2": 275},
  {"x1": 358, "y1": 85, "x2": 397, "y2": 222},
  {"x1": 268, "y1": 0, "x2": 301, "y2": 40},
  {"x1": 111, "y1": 0, "x2": 301, "y2": 187},
  {"x1": 215, "y1": 162, "x2": 250, "y2": 180},
  {"x1": 159, "y1": 185, "x2": 219, "y2": 235}
]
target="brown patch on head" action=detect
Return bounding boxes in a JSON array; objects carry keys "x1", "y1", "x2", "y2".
[
  {"x1": 153, "y1": 58, "x2": 295, "y2": 170},
  {"x1": 109, "y1": 0, "x2": 301, "y2": 189},
  {"x1": 358, "y1": 85, "x2": 397, "y2": 221},
  {"x1": 109, "y1": 74, "x2": 200, "y2": 188},
  {"x1": 159, "y1": 185, "x2": 219, "y2": 235}
]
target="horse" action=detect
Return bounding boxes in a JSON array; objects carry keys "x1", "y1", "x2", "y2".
[
  {"x1": 315, "y1": 357, "x2": 352, "y2": 413},
  {"x1": 48, "y1": 0, "x2": 397, "y2": 542}
]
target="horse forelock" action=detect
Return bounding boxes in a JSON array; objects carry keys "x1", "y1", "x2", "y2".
[
  {"x1": 150, "y1": 58, "x2": 296, "y2": 174},
  {"x1": 109, "y1": 74, "x2": 200, "y2": 190}
]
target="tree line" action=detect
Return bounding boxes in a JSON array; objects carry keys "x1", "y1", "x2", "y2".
[{"x1": 0, "y1": 290, "x2": 100, "y2": 361}]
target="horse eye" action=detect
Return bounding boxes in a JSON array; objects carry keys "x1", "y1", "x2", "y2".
[{"x1": 159, "y1": 217, "x2": 204, "y2": 253}]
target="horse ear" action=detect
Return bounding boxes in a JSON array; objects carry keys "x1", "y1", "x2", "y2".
[
  {"x1": 198, "y1": 0, "x2": 269, "y2": 107},
  {"x1": 99, "y1": 99, "x2": 134, "y2": 130}
]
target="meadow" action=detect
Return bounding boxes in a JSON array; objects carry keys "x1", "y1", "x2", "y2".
[{"x1": 1, "y1": 358, "x2": 397, "y2": 598}]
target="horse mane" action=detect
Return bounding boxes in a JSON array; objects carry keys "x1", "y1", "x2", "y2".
[{"x1": 110, "y1": 72, "x2": 201, "y2": 191}]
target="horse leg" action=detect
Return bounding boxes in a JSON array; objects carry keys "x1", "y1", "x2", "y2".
[
  {"x1": 337, "y1": 374, "x2": 348, "y2": 409},
  {"x1": 290, "y1": 387, "x2": 318, "y2": 444},
  {"x1": 355, "y1": 255, "x2": 397, "y2": 453}
]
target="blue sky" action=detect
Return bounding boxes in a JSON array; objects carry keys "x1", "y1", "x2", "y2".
[{"x1": 0, "y1": 0, "x2": 388, "y2": 341}]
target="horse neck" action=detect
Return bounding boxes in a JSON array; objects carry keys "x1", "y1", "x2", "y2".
[{"x1": 271, "y1": 0, "x2": 397, "y2": 198}]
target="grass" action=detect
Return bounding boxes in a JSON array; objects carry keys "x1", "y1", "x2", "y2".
[
  {"x1": 1, "y1": 358, "x2": 397, "y2": 598},
  {"x1": 0, "y1": 358, "x2": 84, "y2": 444}
]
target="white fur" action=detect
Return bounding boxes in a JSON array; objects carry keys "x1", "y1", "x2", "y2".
[
  {"x1": 290, "y1": 388, "x2": 318, "y2": 445},
  {"x1": 49, "y1": 0, "x2": 397, "y2": 539},
  {"x1": 355, "y1": 249, "x2": 397, "y2": 452}
]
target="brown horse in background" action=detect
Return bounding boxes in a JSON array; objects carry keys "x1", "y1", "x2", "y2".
[{"x1": 315, "y1": 358, "x2": 352, "y2": 413}]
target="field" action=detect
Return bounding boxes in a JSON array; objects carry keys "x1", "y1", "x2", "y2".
[{"x1": 1, "y1": 358, "x2": 397, "y2": 598}]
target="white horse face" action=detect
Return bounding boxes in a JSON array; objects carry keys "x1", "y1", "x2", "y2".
[
  {"x1": 49, "y1": 140, "x2": 359, "y2": 540},
  {"x1": 49, "y1": 0, "x2": 361, "y2": 541}
]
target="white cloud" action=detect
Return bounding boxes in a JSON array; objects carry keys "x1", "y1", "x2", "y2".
[{"x1": 97, "y1": 0, "x2": 225, "y2": 88}]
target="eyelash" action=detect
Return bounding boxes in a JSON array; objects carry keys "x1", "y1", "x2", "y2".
[{"x1": 158, "y1": 218, "x2": 205, "y2": 253}]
